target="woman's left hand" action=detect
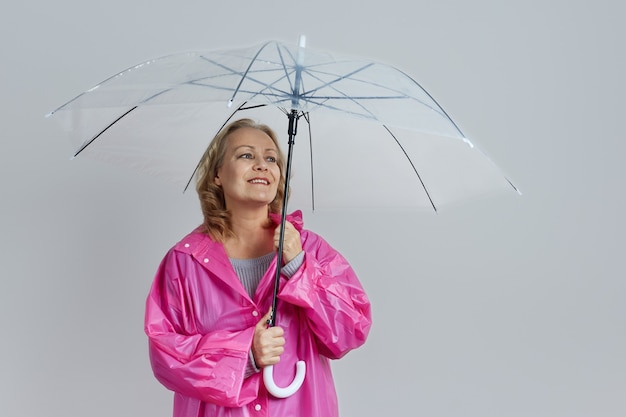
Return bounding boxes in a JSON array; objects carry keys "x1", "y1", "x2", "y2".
[{"x1": 274, "y1": 220, "x2": 303, "y2": 264}]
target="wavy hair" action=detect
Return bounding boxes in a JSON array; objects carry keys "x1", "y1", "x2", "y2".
[{"x1": 195, "y1": 118, "x2": 287, "y2": 241}]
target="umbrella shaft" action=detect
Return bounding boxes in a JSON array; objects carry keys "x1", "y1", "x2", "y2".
[
  {"x1": 292, "y1": 62, "x2": 303, "y2": 109},
  {"x1": 269, "y1": 110, "x2": 299, "y2": 327}
]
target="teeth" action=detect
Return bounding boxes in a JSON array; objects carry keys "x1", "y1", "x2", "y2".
[{"x1": 249, "y1": 179, "x2": 269, "y2": 184}]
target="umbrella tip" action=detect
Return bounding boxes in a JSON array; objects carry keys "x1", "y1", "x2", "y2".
[
  {"x1": 298, "y1": 35, "x2": 306, "y2": 48},
  {"x1": 227, "y1": 99, "x2": 233, "y2": 108},
  {"x1": 462, "y1": 137, "x2": 474, "y2": 149}
]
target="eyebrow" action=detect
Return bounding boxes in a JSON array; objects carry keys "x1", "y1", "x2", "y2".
[{"x1": 233, "y1": 145, "x2": 277, "y2": 153}]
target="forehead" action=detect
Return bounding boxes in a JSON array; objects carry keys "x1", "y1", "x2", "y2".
[{"x1": 226, "y1": 127, "x2": 277, "y2": 151}]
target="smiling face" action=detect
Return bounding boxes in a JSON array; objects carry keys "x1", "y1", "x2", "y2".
[{"x1": 215, "y1": 127, "x2": 282, "y2": 210}]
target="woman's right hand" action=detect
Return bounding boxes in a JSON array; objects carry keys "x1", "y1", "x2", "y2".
[{"x1": 252, "y1": 309, "x2": 285, "y2": 367}]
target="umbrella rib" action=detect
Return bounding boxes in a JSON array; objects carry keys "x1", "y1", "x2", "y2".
[
  {"x1": 192, "y1": 58, "x2": 296, "y2": 103},
  {"x1": 296, "y1": 63, "x2": 383, "y2": 118},
  {"x1": 197, "y1": 50, "x2": 414, "y2": 113},
  {"x1": 226, "y1": 41, "x2": 286, "y2": 105},
  {"x1": 275, "y1": 44, "x2": 296, "y2": 99},
  {"x1": 48, "y1": 54, "x2": 184, "y2": 114},
  {"x1": 271, "y1": 94, "x2": 384, "y2": 122},
  {"x1": 295, "y1": 62, "x2": 452, "y2": 120},
  {"x1": 137, "y1": 54, "x2": 447, "y2": 127},
  {"x1": 299, "y1": 62, "x2": 375, "y2": 98},
  {"x1": 182, "y1": 101, "x2": 271, "y2": 192},
  {"x1": 193, "y1": 71, "x2": 445, "y2": 127},
  {"x1": 73, "y1": 106, "x2": 138, "y2": 158},
  {"x1": 191, "y1": 43, "x2": 296, "y2": 104},
  {"x1": 383, "y1": 125, "x2": 437, "y2": 212},
  {"x1": 238, "y1": 68, "x2": 296, "y2": 104},
  {"x1": 239, "y1": 46, "x2": 305, "y2": 106},
  {"x1": 257, "y1": 95, "x2": 382, "y2": 123},
  {"x1": 198, "y1": 54, "x2": 245, "y2": 73},
  {"x1": 301, "y1": 66, "x2": 448, "y2": 119},
  {"x1": 247, "y1": 94, "x2": 435, "y2": 134},
  {"x1": 182, "y1": 103, "x2": 289, "y2": 193},
  {"x1": 393, "y1": 67, "x2": 465, "y2": 137},
  {"x1": 195, "y1": 55, "x2": 289, "y2": 87},
  {"x1": 139, "y1": 88, "x2": 174, "y2": 104},
  {"x1": 302, "y1": 112, "x2": 315, "y2": 211}
]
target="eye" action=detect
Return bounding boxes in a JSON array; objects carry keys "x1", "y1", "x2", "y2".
[
  {"x1": 266, "y1": 156, "x2": 277, "y2": 163},
  {"x1": 239, "y1": 153, "x2": 253, "y2": 159}
]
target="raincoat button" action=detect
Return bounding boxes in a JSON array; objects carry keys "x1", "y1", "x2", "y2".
[
  {"x1": 184, "y1": 243, "x2": 190, "y2": 248},
  {"x1": 254, "y1": 404, "x2": 261, "y2": 411},
  {"x1": 203, "y1": 258, "x2": 209, "y2": 263},
  {"x1": 252, "y1": 311, "x2": 259, "y2": 317}
]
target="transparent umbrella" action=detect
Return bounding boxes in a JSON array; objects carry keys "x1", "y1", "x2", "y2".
[{"x1": 48, "y1": 36, "x2": 519, "y2": 398}]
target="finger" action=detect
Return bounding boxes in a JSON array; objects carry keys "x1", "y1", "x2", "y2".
[
  {"x1": 274, "y1": 221, "x2": 294, "y2": 237},
  {"x1": 258, "y1": 328, "x2": 285, "y2": 348},
  {"x1": 256, "y1": 308, "x2": 273, "y2": 329},
  {"x1": 262, "y1": 352, "x2": 282, "y2": 366},
  {"x1": 267, "y1": 326, "x2": 285, "y2": 338},
  {"x1": 275, "y1": 224, "x2": 296, "y2": 248},
  {"x1": 260, "y1": 338, "x2": 285, "y2": 357},
  {"x1": 259, "y1": 331, "x2": 282, "y2": 344}
]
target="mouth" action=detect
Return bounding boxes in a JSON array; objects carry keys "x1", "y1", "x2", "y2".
[{"x1": 248, "y1": 178, "x2": 270, "y2": 185}]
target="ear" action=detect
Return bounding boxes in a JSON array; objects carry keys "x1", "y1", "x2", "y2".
[{"x1": 214, "y1": 175, "x2": 221, "y2": 186}]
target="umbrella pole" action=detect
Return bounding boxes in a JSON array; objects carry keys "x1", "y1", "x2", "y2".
[
  {"x1": 263, "y1": 108, "x2": 306, "y2": 399},
  {"x1": 268, "y1": 109, "x2": 299, "y2": 328}
]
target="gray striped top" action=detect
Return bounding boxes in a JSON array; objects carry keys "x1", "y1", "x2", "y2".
[
  {"x1": 229, "y1": 250, "x2": 305, "y2": 377},
  {"x1": 229, "y1": 251, "x2": 305, "y2": 299}
]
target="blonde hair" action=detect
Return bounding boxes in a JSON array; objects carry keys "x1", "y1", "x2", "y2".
[{"x1": 195, "y1": 118, "x2": 287, "y2": 241}]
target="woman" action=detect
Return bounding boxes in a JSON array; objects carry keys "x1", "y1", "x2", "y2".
[{"x1": 145, "y1": 118, "x2": 372, "y2": 417}]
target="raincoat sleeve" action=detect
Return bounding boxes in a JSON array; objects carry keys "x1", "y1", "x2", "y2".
[
  {"x1": 144, "y1": 250, "x2": 259, "y2": 407},
  {"x1": 278, "y1": 231, "x2": 372, "y2": 359}
]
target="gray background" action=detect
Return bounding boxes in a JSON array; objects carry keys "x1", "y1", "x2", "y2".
[{"x1": 2, "y1": 1, "x2": 624, "y2": 416}]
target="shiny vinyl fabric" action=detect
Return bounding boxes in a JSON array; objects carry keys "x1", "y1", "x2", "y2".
[{"x1": 145, "y1": 212, "x2": 372, "y2": 417}]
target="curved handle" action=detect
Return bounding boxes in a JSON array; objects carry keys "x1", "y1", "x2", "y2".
[{"x1": 263, "y1": 360, "x2": 306, "y2": 398}]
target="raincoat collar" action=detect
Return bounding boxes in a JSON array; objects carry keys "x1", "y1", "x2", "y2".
[
  {"x1": 174, "y1": 210, "x2": 304, "y2": 302},
  {"x1": 269, "y1": 209, "x2": 303, "y2": 232}
]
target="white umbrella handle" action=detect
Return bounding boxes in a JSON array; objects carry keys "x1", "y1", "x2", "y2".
[{"x1": 263, "y1": 360, "x2": 306, "y2": 398}]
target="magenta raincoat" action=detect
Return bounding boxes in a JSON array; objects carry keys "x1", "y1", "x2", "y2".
[{"x1": 145, "y1": 211, "x2": 372, "y2": 417}]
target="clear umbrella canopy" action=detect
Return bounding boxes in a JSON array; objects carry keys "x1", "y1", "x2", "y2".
[{"x1": 48, "y1": 38, "x2": 518, "y2": 211}]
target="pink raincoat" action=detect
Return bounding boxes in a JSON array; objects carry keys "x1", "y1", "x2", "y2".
[{"x1": 145, "y1": 211, "x2": 372, "y2": 417}]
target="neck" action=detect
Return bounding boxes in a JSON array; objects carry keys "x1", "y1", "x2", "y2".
[
  {"x1": 229, "y1": 205, "x2": 270, "y2": 235},
  {"x1": 224, "y1": 205, "x2": 274, "y2": 259}
]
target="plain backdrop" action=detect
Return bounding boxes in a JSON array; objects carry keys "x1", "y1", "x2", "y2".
[{"x1": 1, "y1": 1, "x2": 625, "y2": 416}]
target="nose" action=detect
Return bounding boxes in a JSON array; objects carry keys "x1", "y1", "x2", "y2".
[{"x1": 254, "y1": 159, "x2": 268, "y2": 171}]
